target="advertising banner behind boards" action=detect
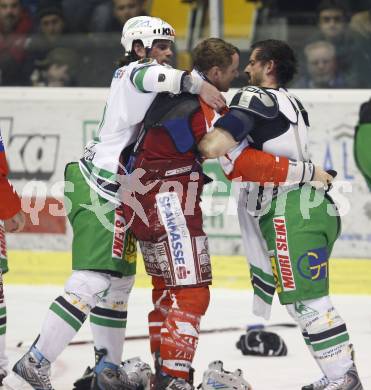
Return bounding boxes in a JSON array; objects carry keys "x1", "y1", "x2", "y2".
[{"x1": 0, "y1": 88, "x2": 370, "y2": 257}]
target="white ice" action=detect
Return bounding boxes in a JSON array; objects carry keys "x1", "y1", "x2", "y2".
[{"x1": 4, "y1": 286, "x2": 371, "y2": 389}]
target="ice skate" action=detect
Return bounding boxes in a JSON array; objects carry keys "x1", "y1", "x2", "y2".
[
  {"x1": 90, "y1": 348, "x2": 137, "y2": 390},
  {"x1": 155, "y1": 373, "x2": 194, "y2": 390},
  {"x1": 302, "y1": 345, "x2": 358, "y2": 390},
  {"x1": 3, "y1": 346, "x2": 54, "y2": 390},
  {"x1": 199, "y1": 361, "x2": 251, "y2": 390},
  {"x1": 302, "y1": 376, "x2": 329, "y2": 390},
  {"x1": 0, "y1": 367, "x2": 7, "y2": 386},
  {"x1": 149, "y1": 352, "x2": 195, "y2": 390},
  {"x1": 73, "y1": 350, "x2": 151, "y2": 390},
  {"x1": 323, "y1": 366, "x2": 363, "y2": 390},
  {"x1": 121, "y1": 357, "x2": 152, "y2": 390}
]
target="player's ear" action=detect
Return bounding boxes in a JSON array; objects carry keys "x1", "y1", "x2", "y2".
[
  {"x1": 265, "y1": 59, "x2": 275, "y2": 75},
  {"x1": 205, "y1": 65, "x2": 220, "y2": 84}
]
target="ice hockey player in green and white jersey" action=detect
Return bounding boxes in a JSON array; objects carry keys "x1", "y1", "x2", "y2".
[
  {"x1": 3, "y1": 16, "x2": 225, "y2": 390},
  {"x1": 80, "y1": 16, "x2": 225, "y2": 205}
]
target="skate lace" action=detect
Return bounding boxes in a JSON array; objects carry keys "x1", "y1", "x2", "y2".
[
  {"x1": 118, "y1": 370, "x2": 137, "y2": 390},
  {"x1": 324, "y1": 378, "x2": 345, "y2": 390},
  {"x1": 312, "y1": 376, "x2": 329, "y2": 389},
  {"x1": 37, "y1": 362, "x2": 53, "y2": 389},
  {"x1": 169, "y1": 378, "x2": 192, "y2": 390}
]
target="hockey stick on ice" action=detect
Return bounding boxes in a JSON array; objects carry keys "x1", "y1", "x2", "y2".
[{"x1": 16, "y1": 322, "x2": 297, "y2": 348}]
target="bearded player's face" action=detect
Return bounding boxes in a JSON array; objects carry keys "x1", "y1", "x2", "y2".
[
  {"x1": 244, "y1": 49, "x2": 265, "y2": 86},
  {"x1": 149, "y1": 40, "x2": 174, "y2": 65}
]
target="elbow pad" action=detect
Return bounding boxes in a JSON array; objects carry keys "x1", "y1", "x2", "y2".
[
  {"x1": 131, "y1": 64, "x2": 186, "y2": 94},
  {"x1": 214, "y1": 109, "x2": 255, "y2": 142},
  {"x1": 226, "y1": 148, "x2": 289, "y2": 184}
]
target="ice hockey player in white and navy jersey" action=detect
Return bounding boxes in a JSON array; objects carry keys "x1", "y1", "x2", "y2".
[{"x1": 199, "y1": 39, "x2": 363, "y2": 390}]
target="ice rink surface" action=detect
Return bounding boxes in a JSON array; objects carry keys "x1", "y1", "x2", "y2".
[{"x1": 4, "y1": 285, "x2": 371, "y2": 389}]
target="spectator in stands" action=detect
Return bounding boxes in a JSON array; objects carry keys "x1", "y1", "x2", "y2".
[
  {"x1": 305, "y1": 0, "x2": 361, "y2": 85},
  {"x1": 31, "y1": 47, "x2": 79, "y2": 86},
  {"x1": 25, "y1": 1, "x2": 74, "y2": 86},
  {"x1": 348, "y1": 7, "x2": 371, "y2": 87},
  {"x1": 26, "y1": 1, "x2": 68, "y2": 61},
  {"x1": 0, "y1": 0, "x2": 33, "y2": 85},
  {"x1": 79, "y1": 0, "x2": 149, "y2": 87},
  {"x1": 62, "y1": 0, "x2": 112, "y2": 32},
  {"x1": 317, "y1": 0, "x2": 349, "y2": 41},
  {"x1": 294, "y1": 41, "x2": 349, "y2": 88},
  {"x1": 107, "y1": 0, "x2": 147, "y2": 32},
  {"x1": 38, "y1": 2, "x2": 65, "y2": 40}
]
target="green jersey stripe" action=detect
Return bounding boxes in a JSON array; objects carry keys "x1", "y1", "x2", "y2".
[
  {"x1": 133, "y1": 67, "x2": 150, "y2": 92},
  {"x1": 80, "y1": 159, "x2": 117, "y2": 182}
]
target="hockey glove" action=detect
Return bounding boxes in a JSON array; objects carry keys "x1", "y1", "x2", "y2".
[
  {"x1": 236, "y1": 330, "x2": 288, "y2": 357},
  {"x1": 72, "y1": 366, "x2": 94, "y2": 390},
  {"x1": 359, "y1": 99, "x2": 371, "y2": 124}
]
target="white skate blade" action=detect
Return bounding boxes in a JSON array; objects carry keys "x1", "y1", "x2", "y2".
[{"x1": 3, "y1": 372, "x2": 36, "y2": 390}]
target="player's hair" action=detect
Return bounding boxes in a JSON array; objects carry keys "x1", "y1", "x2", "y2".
[
  {"x1": 250, "y1": 39, "x2": 297, "y2": 86},
  {"x1": 192, "y1": 38, "x2": 239, "y2": 73}
]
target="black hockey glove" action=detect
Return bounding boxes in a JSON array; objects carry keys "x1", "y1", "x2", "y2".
[
  {"x1": 72, "y1": 366, "x2": 94, "y2": 390},
  {"x1": 359, "y1": 99, "x2": 371, "y2": 124},
  {"x1": 236, "y1": 330, "x2": 288, "y2": 357}
]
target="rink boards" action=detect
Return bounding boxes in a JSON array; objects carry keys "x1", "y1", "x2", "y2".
[
  {"x1": 1, "y1": 88, "x2": 371, "y2": 258},
  {"x1": 5, "y1": 251, "x2": 371, "y2": 295}
]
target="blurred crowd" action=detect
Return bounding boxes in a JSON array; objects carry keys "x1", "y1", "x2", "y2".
[
  {"x1": 1, "y1": 0, "x2": 371, "y2": 88},
  {"x1": 0, "y1": 0, "x2": 148, "y2": 86}
]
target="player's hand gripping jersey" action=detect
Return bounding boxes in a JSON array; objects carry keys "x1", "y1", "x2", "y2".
[{"x1": 79, "y1": 59, "x2": 188, "y2": 204}]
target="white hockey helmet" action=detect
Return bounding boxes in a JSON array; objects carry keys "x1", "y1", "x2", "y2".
[{"x1": 121, "y1": 16, "x2": 175, "y2": 54}]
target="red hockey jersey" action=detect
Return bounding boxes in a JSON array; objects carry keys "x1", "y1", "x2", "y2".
[{"x1": 0, "y1": 130, "x2": 21, "y2": 220}]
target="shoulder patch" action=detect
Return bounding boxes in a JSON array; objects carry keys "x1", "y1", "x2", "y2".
[{"x1": 229, "y1": 86, "x2": 279, "y2": 119}]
